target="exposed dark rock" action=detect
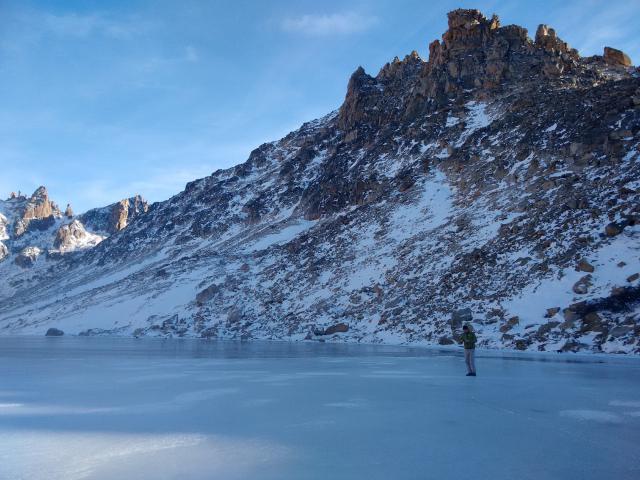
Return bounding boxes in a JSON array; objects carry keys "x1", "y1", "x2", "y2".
[
  {"x1": 537, "y1": 321, "x2": 560, "y2": 337},
  {"x1": 514, "y1": 339, "x2": 529, "y2": 350},
  {"x1": 324, "y1": 323, "x2": 349, "y2": 335},
  {"x1": 545, "y1": 307, "x2": 560, "y2": 318},
  {"x1": 499, "y1": 316, "x2": 519, "y2": 333},
  {"x1": 581, "y1": 312, "x2": 605, "y2": 333},
  {"x1": 576, "y1": 258, "x2": 595, "y2": 273},
  {"x1": 572, "y1": 275, "x2": 592, "y2": 295},
  {"x1": 45, "y1": 328, "x2": 64, "y2": 336},
  {"x1": 14, "y1": 247, "x2": 41, "y2": 268},
  {"x1": 605, "y1": 221, "x2": 626, "y2": 236},
  {"x1": 196, "y1": 284, "x2": 220, "y2": 306}
]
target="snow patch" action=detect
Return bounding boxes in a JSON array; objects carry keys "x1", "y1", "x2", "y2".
[{"x1": 243, "y1": 221, "x2": 316, "y2": 252}]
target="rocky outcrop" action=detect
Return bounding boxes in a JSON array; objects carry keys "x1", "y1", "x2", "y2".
[
  {"x1": 54, "y1": 219, "x2": 103, "y2": 252},
  {"x1": 23, "y1": 186, "x2": 57, "y2": 220},
  {"x1": 80, "y1": 195, "x2": 148, "y2": 234},
  {"x1": 603, "y1": 47, "x2": 632, "y2": 67},
  {"x1": 14, "y1": 246, "x2": 41, "y2": 268},
  {"x1": 196, "y1": 284, "x2": 220, "y2": 306},
  {"x1": 324, "y1": 323, "x2": 349, "y2": 335},
  {"x1": 45, "y1": 327, "x2": 64, "y2": 336},
  {"x1": 111, "y1": 199, "x2": 130, "y2": 231},
  {"x1": 64, "y1": 204, "x2": 74, "y2": 218},
  {"x1": 0, "y1": 242, "x2": 8, "y2": 262},
  {"x1": 13, "y1": 186, "x2": 61, "y2": 237},
  {"x1": 338, "y1": 9, "x2": 630, "y2": 137}
]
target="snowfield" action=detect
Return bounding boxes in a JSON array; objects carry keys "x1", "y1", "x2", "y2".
[{"x1": 0, "y1": 337, "x2": 638, "y2": 480}]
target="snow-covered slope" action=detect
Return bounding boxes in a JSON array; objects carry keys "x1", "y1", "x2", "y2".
[{"x1": 1, "y1": 9, "x2": 639, "y2": 353}]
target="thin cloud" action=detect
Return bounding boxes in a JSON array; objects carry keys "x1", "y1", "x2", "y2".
[
  {"x1": 41, "y1": 12, "x2": 151, "y2": 39},
  {"x1": 281, "y1": 12, "x2": 378, "y2": 36},
  {"x1": 185, "y1": 45, "x2": 199, "y2": 63},
  {"x1": 74, "y1": 165, "x2": 216, "y2": 211},
  {"x1": 547, "y1": 1, "x2": 638, "y2": 61}
]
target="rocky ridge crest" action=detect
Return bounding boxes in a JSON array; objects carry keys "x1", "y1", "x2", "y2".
[{"x1": 0, "y1": 187, "x2": 148, "y2": 269}]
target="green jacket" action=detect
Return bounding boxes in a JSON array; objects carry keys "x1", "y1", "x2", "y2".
[{"x1": 462, "y1": 331, "x2": 477, "y2": 349}]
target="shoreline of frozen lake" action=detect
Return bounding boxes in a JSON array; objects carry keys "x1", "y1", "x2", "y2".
[{"x1": 1, "y1": 337, "x2": 639, "y2": 479}]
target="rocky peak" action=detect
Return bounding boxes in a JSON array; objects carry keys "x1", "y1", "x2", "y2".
[
  {"x1": 80, "y1": 194, "x2": 149, "y2": 235},
  {"x1": 112, "y1": 199, "x2": 129, "y2": 231},
  {"x1": 13, "y1": 186, "x2": 61, "y2": 237},
  {"x1": 23, "y1": 186, "x2": 58, "y2": 220},
  {"x1": 64, "y1": 203, "x2": 74, "y2": 218},
  {"x1": 440, "y1": 9, "x2": 500, "y2": 53},
  {"x1": 534, "y1": 24, "x2": 574, "y2": 56},
  {"x1": 338, "y1": 9, "x2": 635, "y2": 134},
  {"x1": 113, "y1": 195, "x2": 148, "y2": 231},
  {"x1": 377, "y1": 51, "x2": 424, "y2": 81},
  {"x1": 338, "y1": 66, "x2": 378, "y2": 132}
]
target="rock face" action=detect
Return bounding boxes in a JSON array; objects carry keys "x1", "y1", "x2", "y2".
[
  {"x1": 324, "y1": 323, "x2": 349, "y2": 335},
  {"x1": 80, "y1": 195, "x2": 149, "y2": 234},
  {"x1": 54, "y1": 220, "x2": 104, "y2": 252},
  {"x1": 603, "y1": 47, "x2": 632, "y2": 67},
  {"x1": 0, "y1": 242, "x2": 8, "y2": 262},
  {"x1": 13, "y1": 187, "x2": 60, "y2": 237},
  {"x1": 14, "y1": 246, "x2": 41, "y2": 268},
  {"x1": 0, "y1": 9, "x2": 638, "y2": 354}
]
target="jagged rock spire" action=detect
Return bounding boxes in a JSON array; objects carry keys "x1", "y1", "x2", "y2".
[{"x1": 338, "y1": 8, "x2": 635, "y2": 133}]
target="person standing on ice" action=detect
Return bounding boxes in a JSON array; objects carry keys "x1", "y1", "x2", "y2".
[{"x1": 461, "y1": 324, "x2": 477, "y2": 376}]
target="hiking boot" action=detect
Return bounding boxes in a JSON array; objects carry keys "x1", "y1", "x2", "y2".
[
  {"x1": 466, "y1": 373, "x2": 473, "y2": 376},
  {"x1": 470, "y1": 372, "x2": 477, "y2": 376}
]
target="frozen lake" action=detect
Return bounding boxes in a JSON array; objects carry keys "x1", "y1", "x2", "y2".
[{"x1": 0, "y1": 337, "x2": 639, "y2": 480}]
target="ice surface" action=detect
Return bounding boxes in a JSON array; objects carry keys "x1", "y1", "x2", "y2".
[{"x1": 0, "y1": 337, "x2": 639, "y2": 480}]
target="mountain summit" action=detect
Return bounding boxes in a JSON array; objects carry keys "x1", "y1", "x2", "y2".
[{"x1": 1, "y1": 9, "x2": 638, "y2": 353}]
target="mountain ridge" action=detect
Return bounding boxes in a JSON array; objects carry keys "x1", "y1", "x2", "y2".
[{"x1": 1, "y1": 9, "x2": 639, "y2": 354}]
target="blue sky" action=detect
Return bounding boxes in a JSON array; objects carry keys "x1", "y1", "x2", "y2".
[{"x1": 1, "y1": 0, "x2": 638, "y2": 212}]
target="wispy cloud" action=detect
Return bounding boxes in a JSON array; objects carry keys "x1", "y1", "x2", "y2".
[
  {"x1": 185, "y1": 45, "x2": 199, "y2": 63},
  {"x1": 25, "y1": 11, "x2": 151, "y2": 40},
  {"x1": 548, "y1": 0, "x2": 638, "y2": 62},
  {"x1": 76, "y1": 164, "x2": 216, "y2": 209},
  {"x1": 281, "y1": 12, "x2": 378, "y2": 36}
]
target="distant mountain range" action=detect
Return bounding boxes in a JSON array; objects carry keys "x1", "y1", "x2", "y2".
[{"x1": 1, "y1": 9, "x2": 639, "y2": 354}]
